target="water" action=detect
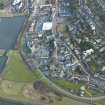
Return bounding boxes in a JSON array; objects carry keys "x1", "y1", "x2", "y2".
[
  {"x1": 0, "y1": 100, "x2": 25, "y2": 105},
  {"x1": 0, "y1": 15, "x2": 39, "y2": 105},
  {"x1": 0, "y1": 56, "x2": 8, "y2": 73},
  {"x1": 0, "y1": 16, "x2": 26, "y2": 50},
  {"x1": 0, "y1": 98, "x2": 40, "y2": 105}
]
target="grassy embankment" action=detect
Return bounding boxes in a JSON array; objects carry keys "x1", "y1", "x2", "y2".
[{"x1": 53, "y1": 79, "x2": 104, "y2": 97}]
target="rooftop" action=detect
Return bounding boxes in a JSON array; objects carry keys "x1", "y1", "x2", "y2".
[{"x1": 42, "y1": 22, "x2": 52, "y2": 31}]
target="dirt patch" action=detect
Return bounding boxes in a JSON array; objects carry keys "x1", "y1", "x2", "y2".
[{"x1": 23, "y1": 84, "x2": 41, "y2": 100}]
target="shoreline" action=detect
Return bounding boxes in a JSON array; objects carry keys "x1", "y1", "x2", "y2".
[
  {"x1": 0, "y1": 10, "x2": 27, "y2": 17},
  {"x1": 0, "y1": 95, "x2": 46, "y2": 105}
]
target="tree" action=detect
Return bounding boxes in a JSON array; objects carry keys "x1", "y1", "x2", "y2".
[{"x1": 0, "y1": 1, "x2": 4, "y2": 9}]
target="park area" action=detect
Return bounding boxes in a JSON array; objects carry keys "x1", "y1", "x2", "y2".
[
  {"x1": 2, "y1": 51, "x2": 37, "y2": 82},
  {"x1": 0, "y1": 50, "x2": 90, "y2": 105}
]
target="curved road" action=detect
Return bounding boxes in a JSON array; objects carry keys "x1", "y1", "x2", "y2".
[{"x1": 20, "y1": 0, "x2": 105, "y2": 103}]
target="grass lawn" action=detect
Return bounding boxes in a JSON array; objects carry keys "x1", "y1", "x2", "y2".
[
  {"x1": 0, "y1": 79, "x2": 90, "y2": 105},
  {"x1": 1, "y1": 80, "x2": 25, "y2": 95},
  {"x1": 0, "y1": 91, "x2": 91, "y2": 105},
  {"x1": 3, "y1": 50, "x2": 37, "y2": 82},
  {"x1": 0, "y1": 10, "x2": 6, "y2": 16},
  {"x1": 51, "y1": 97, "x2": 90, "y2": 105},
  {"x1": 85, "y1": 89, "x2": 104, "y2": 97},
  {"x1": 0, "y1": 80, "x2": 91, "y2": 105},
  {"x1": 53, "y1": 80, "x2": 104, "y2": 97},
  {"x1": 96, "y1": 99, "x2": 105, "y2": 105},
  {"x1": 53, "y1": 79, "x2": 81, "y2": 91}
]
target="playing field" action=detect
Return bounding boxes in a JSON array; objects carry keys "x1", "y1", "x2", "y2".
[{"x1": 3, "y1": 51, "x2": 36, "y2": 82}]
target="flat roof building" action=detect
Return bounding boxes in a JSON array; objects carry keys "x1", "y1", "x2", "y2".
[
  {"x1": 12, "y1": 0, "x2": 21, "y2": 6},
  {"x1": 42, "y1": 22, "x2": 52, "y2": 31}
]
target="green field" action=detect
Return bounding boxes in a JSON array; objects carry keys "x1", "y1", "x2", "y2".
[
  {"x1": 1, "y1": 80, "x2": 25, "y2": 96},
  {"x1": 0, "y1": 80, "x2": 91, "y2": 105},
  {"x1": 0, "y1": 79, "x2": 91, "y2": 105},
  {"x1": 51, "y1": 97, "x2": 90, "y2": 105},
  {"x1": 97, "y1": 99, "x2": 105, "y2": 105},
  {"x1": 53, "y1": 79, "x2": 81, "y2": 91},
  {"x1": 3, "y1": 51, "x2": 36, "y2": 82}
]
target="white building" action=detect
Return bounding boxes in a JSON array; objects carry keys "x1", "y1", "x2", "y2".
[
  {"x1": 12, "y1": 0, "x2": 23, "y2": 11},
  {"x1": 42, "y1": 22, "x2": 52, "y2": 31},
  {"x1": 89, "y1": 21, "x2": 95, "y2": 31},
  {"x1": 12, "y1": 0, "x2": 21, "y2": 6},
  {"x1": 83, "y1": 49, "x2": 94, "y2": 57},
  {"x1": 18, "y1": 2, "x2": 23, "y2": 9}
]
